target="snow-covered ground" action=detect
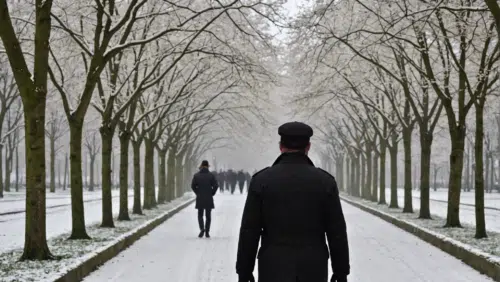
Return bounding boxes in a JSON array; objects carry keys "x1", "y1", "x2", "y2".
[
  {"x1": 0, "y1": 194, "x2": 194, "y2": 282},
  {"x1": 83, "y1": 194, "x2": 492, "y2": 282},
  {"x1": 0, "y1": 190, "x2": 139, "y2": 253},
  {"x1": 0, "y1": 190, "x2": 120, "y2": 215},
  {"x1": 384, "y1": 188, "x2": 500, "y2": 232},
  {"x1": 345, "y1": 194, "x2": 500, "y2": 260}
]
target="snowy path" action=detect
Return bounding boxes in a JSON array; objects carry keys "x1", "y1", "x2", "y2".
[
  {"x1": 0, "y1": 192, "x2": 135, "y2": 253},
  {"x1": 384, "y1": 188, "x2": 500, "y2": 232},
  {"x1": 83, "y1": 194, "x2": 492, "y2": 282}
]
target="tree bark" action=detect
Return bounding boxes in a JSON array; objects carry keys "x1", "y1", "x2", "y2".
[
  {"x1": 100, "y1": 127, "x2": 114, "y2": 227},
  {"x1": 132, "y1": 141, "x2": 142, "y2": 215},
  {"x1": 5, "y1": 150, "x2": 11, "y2": 192},
  {"x1": 402, "y1": 125, "x2": 413, "y2": 213},
  {"x1": 68, "y1": 124, "x2": 90, "y2": 239},
  {"x1": 49, "y1": 137, "x2": 55, "y2": 192},
  {"x1": 419, "y1": 138, "x2": 433, "y2": 219},
  {"x1": 15, "y1": 145, "x2": 19, "y2": 192},
  {"x1": 389, "y1": 131, "x2": 398, "y2": 208},
  {"x1": 167, "y1": 148, "x2": 176, "y2": 201},
  {"x1": 445, "y1": 125, "x2": 466, "y2": 227},
  {"x1": 157, "y1": 149, "x2": 167, "y2": 204},
  {"x1": 371, "y1": 152, "x2": 378, "y2": 202},
  {"x1": 88, "y1": 156, "x2": 94, "y2": 192},
  {"x1": 365, "y1": 147, "x2": 372, "y2": 200},
  {"x1": 175, "y1": 153, "x2": 184, "y2": 198},
  {"x1": 118, "y1": 132, "x2": 130, "y2": 221},
  {"x1": 379, "y1": 140, "x2": 387, "y2": 205},
  {"x1": 474, "y1": 100, "x2": 486, "y2": 238},
  {"x1": 143, "y1": 138, "x2": 156, "y2": 209},
  {"x1": 360, "y1": 153, "x2": 366, "y2": 198},
  {"x1": 63, "y1": 153, "x2": 68, "y2": 190}
]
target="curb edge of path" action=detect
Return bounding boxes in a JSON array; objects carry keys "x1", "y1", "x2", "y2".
[
  {"x1": 52, "y1": 197, "x2": 196, "y2": 282},
  {"x1": 340, "y1": 195, "x2": 500, "y2": 282}
]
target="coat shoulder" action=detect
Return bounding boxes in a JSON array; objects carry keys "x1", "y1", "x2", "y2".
[
  {"x1": 252, "y1": 167, "x2": 270, "y2": 178},
  {"x1": 316, "y1": 168, "x2": 338, "y2": 194},
  {"x1": 317, "y1": 168, "x2": 335, "y2": 180}
]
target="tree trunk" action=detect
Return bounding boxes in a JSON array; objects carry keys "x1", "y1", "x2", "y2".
[
  {"x1": 474, "y1": 101, "x2": 486, "y2": 238},
  {"x1": 371, "y1": 152, "x2": 378, "y2": 202},
  {"x1": 419, "y1": 133, "x2": 433, "y2": 219},
  {"x1": 83, "y1": 151, "x2": 87, "y2": 190},
  {"x1": 0, "y1": 145, "x2": 4, "y2": 196},
  {"x1": 68, "y1": 124, "x2": 90, "y2": 239},
  {"x1": 175, "y1": 154, "x2": 184, "y2": 198},
  {"x1": 167, "y1": 148, "x2": 176, "y2": 201},
  {"x1": 490, "y1": 156, "x2": 494, "y2": 193},
  {"x1": 360, "y1": 153, "x2": 366, "y2": 198},
  {"x1": 88, "y1": 157, "x2": 94, "y2": 192},
  {"x1": 445, "y1": 125, "x2": 466, "y2": 227},
  {"x1": 365, "y1": 148, "x2": 372, "y2": 200},
  {"x1": 345, "y1": 157, "x2": 350, "y2": 195},
  {"x1": 143, "y1": 138, "x2": 156, "y2": 209},
  {"x1": 157, "y1": 149, "x2": 167, "y2": 204},
  {"x1": 118, "y1": 132, "x2": 130, "y2": 221},
  {"x1": 15, "y1": 145, "x2": 19, "y2": 192},
  {"x1": 132, "y1": 141, "x2": 142, "y2": 215},
  {"x1": 100, "y1": 127, "x2": 114, "y2": 228},
  {"x1": 5, "y1": 153, "x2": 11, "y2": 192},
  {"x1": 379, "y1": 140, "x2": 387, "y2": 205},
  {"x1": 350, "y1": 155, "x2": 356, "y2": 196},
  {"x1": 49, "y1": 138, "x2": 55, "y2": 193},
  {"x1": 465, "y1": 145, "x2": 470, "y2": 192},
  {"x1": 63, "y1": 153, "x2": 68, "y2": 190},
  {"x1": 389, "y1": 132, "x2": 398, "y2": 208},
  {"x1": 403, "y1": 126, "x2": 413, "y2": 213}
]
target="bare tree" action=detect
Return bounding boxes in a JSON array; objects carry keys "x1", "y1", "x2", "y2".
[
  {"x1": 0, "y1": 0, "x2": 55, "y2": 260},
  {"x1": 4, "y1": 102, "x2": 23, "y2": 192},
  {"x1": 84, "y1": 131, "x2": 100, "y2": 193},
  {"x1": 45, "y1": 110, "x2": 66, "y2": 192}
]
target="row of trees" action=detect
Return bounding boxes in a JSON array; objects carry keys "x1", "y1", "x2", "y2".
[
  {"x1": 0, "y1": 0, "x2": 282, "y2": 260},
  {"x1": 289, "y1": 0, "x2": 500, "y2": 239}
]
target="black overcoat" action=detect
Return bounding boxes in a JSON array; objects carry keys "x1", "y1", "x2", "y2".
[
  {"x1": 236, "y1": 152, "x2": 350, "y2": 282},
  {"x1": 191, "y1": 168, "x2": 219, "y2": 209}
]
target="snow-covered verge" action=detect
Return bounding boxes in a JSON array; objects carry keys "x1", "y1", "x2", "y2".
[
  {"x1": 341, "y1": 194, "x2": 500, "y2": 281},
  {"x1": 0, "y1": 194, "x2": 194, "y2": 282}
]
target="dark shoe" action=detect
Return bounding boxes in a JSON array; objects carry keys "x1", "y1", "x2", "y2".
[
  {"x1": 198, "y1": 230, "x2": 204, "y2": 238},
  {"x1": 205, "y1": 231, "x2": 210, "y2": 238}
]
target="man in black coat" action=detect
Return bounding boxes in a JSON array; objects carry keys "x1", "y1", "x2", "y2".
[
  {"x1": 237, "y1": 170, "x2": 246, "y2": 194},
  {"x1": 216, "y1": 169, "x2": 225, "y2": 193},
  {"x1": 227, "y1": 169, "x2": 237, "y2": 194},
  {"x1": 236, "y1": 121, "x2": 350, "y2": 282},
  {"x1": 191, "y1": 160, "x2": 219, "y2": 238},
  {"x1": 244, "y1": 171, "x2": 251, "y2": 193}
]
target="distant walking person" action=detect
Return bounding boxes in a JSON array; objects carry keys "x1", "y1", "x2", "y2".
[
  {"x1": 191, "y1": 160, "x2": 219, "y2": 238},
  {"x1": 236, "y1": 122, "x2": 350, "y2": 282},
  {"x1": 237, "y1": 170, "x2": 246, "y2": 194}
]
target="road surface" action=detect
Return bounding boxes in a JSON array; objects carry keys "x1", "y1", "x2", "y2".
[{"x1": 83, "y1": 194, "x2": 493, "y2": 282}]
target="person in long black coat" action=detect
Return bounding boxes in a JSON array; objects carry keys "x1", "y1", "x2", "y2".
[
  {"x1": 236, "y1": 122, "x2": 350, "y2": 282},
  {"x1": 227, "y1": 169, "x2": 237, "y2": 194},
  {"x1": 237, "y1": 170, "x2": 246, "y2": 194},
  {"x1": 191, "y1": 160, "x2": 219, "y2": 238},
  {"x1": 244, "y1": 171, "x2": 251, "y2": 193},
  {"x1": 216, "y1": 169, "x2": 225, "y2": 193}
]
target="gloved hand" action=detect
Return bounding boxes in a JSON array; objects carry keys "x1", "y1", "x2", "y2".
[
  {"x1": 238, "y1": 273, "x2": 255, "y2": 282},
  {"x1": 331, "y1": 274, "x2": 347, "y2": 282}
]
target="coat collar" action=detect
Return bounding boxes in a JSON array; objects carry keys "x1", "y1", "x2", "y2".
[
  {"x1": 272, "y1": 152, "x2": 315, "y2": 166},
  {"x1": 199, "y1": 167, "x2": 209, "y2": 173}
]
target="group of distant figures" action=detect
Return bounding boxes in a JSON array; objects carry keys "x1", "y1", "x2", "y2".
[{"x1": 213, "y1": 169, "x2": 253, "y2": 194}]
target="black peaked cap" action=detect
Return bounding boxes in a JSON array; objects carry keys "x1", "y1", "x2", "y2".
[{"x1": 278, "y1": 121, "x2": 313, "y2": 139}]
